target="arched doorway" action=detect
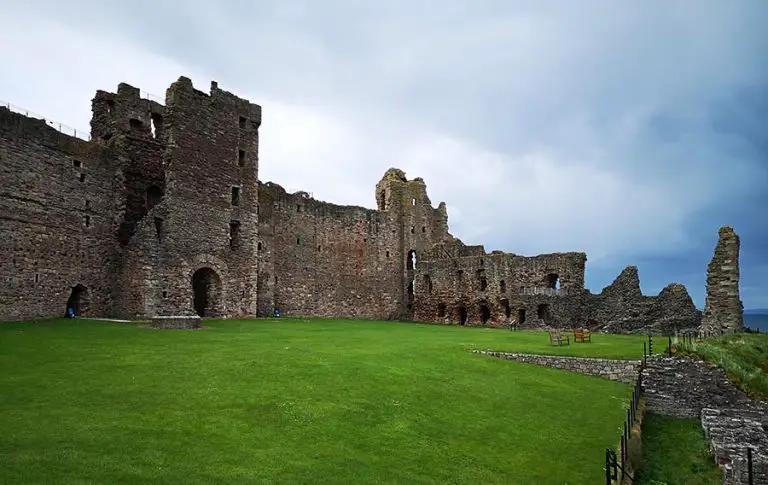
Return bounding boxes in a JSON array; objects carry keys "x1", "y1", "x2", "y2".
[
  {"x1": 192, "y1": 267, "x2": 222, "y2": 317},
  {"x1": 479, "y1": 301, "x2": 491, "y2": 324},
  {"x1": 65, "y1": 284, "x2": 89, "y2": 317},
  {"x1": 457, "y1": 305, "x2": 467, "y2": 325}
]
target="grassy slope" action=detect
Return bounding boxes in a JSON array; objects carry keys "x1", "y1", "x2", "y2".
[
  {"x1": 635, "y1": 414, "x2": 722, "y2": 485},
  {"x1": 675, "y1": 332, "x2": 768, "y2": 400},
  {"x1": 0, "y1": 318, "x2": 646, "y2": 484}
]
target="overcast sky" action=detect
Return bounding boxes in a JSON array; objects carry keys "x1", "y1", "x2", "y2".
[{"x1": 2, "y1": 1, "x2": 766, "y2": 308}]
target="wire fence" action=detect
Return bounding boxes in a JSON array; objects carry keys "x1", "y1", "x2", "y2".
[
  {"x1": 140, "y1": 90, "x2": 165, "y2": 105},
  {"x1": 604, "y1": 337, "x2": 649, "y2": 484},
  {"x1": 1, "y1": 100, "x2": 91, "y2": 141}
]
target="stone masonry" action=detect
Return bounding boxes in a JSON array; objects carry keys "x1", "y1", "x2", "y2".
[
  {"x1": 0, "y1": 76, "x2": 704, "y2": 331},
  {"x1": 701, "y1": 226, "x2": 745, "y2": 336},
  {"x1": 643, "y1": 355, "x2": 768, "y2": 484},
  {"x1": 474, "y1": 351, "x2": 641, "y2": 384}
]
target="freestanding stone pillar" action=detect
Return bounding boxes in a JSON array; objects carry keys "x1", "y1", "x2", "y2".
[{"x1": 700, "y1": 226, "x2": 744, "y2": 336}]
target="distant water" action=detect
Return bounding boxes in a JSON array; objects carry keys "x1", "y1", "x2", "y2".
[{"x1": 745, "y1": 313, "x2": 768, "y2": 332}]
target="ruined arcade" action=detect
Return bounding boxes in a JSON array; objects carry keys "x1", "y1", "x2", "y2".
[{"x1": 0, "y1": 77, "x2": 719, "y2": 333}]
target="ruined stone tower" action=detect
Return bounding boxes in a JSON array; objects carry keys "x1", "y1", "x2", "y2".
[{"x1": 700, "y1": 226, "x2": 744, "y2": 335}]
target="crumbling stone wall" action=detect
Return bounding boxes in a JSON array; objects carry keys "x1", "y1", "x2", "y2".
[
  {"x1": 0, "y1": 107, "x2": 118, "y2": 320},
  {"x1": 257, "y1": 168, "x2": 452, "y2": 319},
  {"x1": 474, "y1": 350, "x2": 641, "y2": 384},
  {"x1": 586, "y1": 266, "x2": 702, "y2": 334},
  {"x1": 0, "y1": 76, "x2": 261, "y2": 321},
  {"x1": 413, "y1": 245, "x2": 589, "y2": 328},
  {"x1": 0, "y1": 75, "x2": 705, "y2": 330},
  {"x1": 701, "y1": 226, "x2": 744, "y2": 336}
]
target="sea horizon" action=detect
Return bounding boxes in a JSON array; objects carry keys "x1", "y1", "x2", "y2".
[{"x1": 745, "y1": 313, "x2": 768, "y2": 332}]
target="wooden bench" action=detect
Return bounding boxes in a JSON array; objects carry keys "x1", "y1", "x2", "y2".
[
  {"x1": 573, "y1": 328, "x2": 592, "y2": 343},
  {"x1": 549, "y1": 330, "x2": 570, "y2": 346}
]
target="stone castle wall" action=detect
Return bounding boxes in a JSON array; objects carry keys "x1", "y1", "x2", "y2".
[
  {"x1": 0, "y1": 107, "x2": 118, "y2": 320},
  {"x1": 0, "y1": 75, "x2": 706, "y2": 332}
]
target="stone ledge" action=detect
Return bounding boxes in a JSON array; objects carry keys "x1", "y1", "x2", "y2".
[
  {"x1": 701, "y1": 407, "x2": 768, "y2": 485},
  {"x1": 473, "y1": 350, "x2": 641, "y2": 384},
  {"x1": 150, "y1": 315, "x2": 202, "y2": 329}
]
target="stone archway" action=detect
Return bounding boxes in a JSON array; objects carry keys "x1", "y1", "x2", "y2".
[
  {"x1": 191, "y1": 267, "x2": 222, "y2": 317},
  {"x1": 65, "y1": 284, "x2": 89, "y2": 317}
]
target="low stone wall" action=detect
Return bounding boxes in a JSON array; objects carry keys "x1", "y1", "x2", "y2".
[
  {"x1": 150, "y1": 315, "x2": 202, "y2": 329},
  {"x1": 641, "y1": 356, "x2": 753, "y2": 418},
  {"x1": 702, "y1": 407, "x2": 768, "y2": 485},
  {"x1": 474, "y1": 351, "x2": 641, "y2": 384}
]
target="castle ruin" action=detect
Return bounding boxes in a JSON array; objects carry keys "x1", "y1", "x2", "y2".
[
  {"x1": 700, "y1": 226, "x2": 745, "y2": 335},
  {"x1": 0, "y1": 77, "x2": 705, "y2": 333}
]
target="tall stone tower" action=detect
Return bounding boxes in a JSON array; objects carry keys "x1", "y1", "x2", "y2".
[{"x1": 700, "y1": 226, "x2": 744, "y2": 336}]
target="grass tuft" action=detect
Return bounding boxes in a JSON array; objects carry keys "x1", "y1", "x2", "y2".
[{"x1": 674, "y1": 332, "x2": 768, "y2": 400}]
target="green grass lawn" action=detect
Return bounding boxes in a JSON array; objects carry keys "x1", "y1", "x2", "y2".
[
  {"x1": 635, "y1": 414, "x2": 722, "y2": 485},
  {"x1": 0, "y1": 318, "x2": 647, "y2": 484}
]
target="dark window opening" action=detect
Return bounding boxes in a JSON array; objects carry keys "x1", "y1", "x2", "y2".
[
  {"x1": 73, "y1": 160, "x2": 81, "y2": 168},
  {"x1": 479, "y1": 258, "x2": 484, "y2": 267},
  {"x1": 421, "y1": 226, "x2": 426, "y2": 233},
  {"x1": 317, "y1": 244, "x2": 321, "y2": 252},
  {"x1": 84, "y1": 215, "x2": 91, "y2": 227},
  {"x1": 229, "y1": 220, "x2": 241, "y2": 250},
  {"x1": 79, "y1": 173, "x2": 86, "y2": 183},
  {"x1": 150, "y1": 113, "x2": 163, "y2": 138},
  {"x1": 162, "y1": 290, "x2": 167, "y2": 299},
  {"x1": 239, "y1": 116, "x2": 247, "y2": 129},
  {"x1": 238, "y1": 149, "x2": 246, "y2": 167},
  {"x1": 476, "y1": 269, "x2": 487, "y2": 291},
  {"x1": 231, "y1": 186, "x2": 241, "y2": 206},
  {"x1": 34, "y1": 273, "x2": 39, "y2": 283},
  {"x1": 546, "y1": 273, "x2": 561, "y2": 290},
  {"x1": 479, "y1": 303, "x2": 491, "y2": 324},
  {"x1": 410, "y1": 226, "x2": 415, "y2": 234},
  {"x1": 537, "y1": 303, "x2": 550, "y2": 320},
  {"x1": 154, "y1": 217, "x2": 163, "y2": 242},
  {"x1": 500, "y1": 280, "x2": 506, "y2": 293},
  {"x1": 457, "y1": 270, "x2": 464, "y2": 281},
  {"x1": 424, "y1": 275, "x2": 432, "y2": 294},
  {"x1": 501, "y1": 298, "x2": 511, "y2": 318},
  {"x1": 458, "y1": 306, "x2": 467, "y2": 325},
  {"x1": 518, "y1": 309, "x2": 526, "y2": 324},
  {"x1": 274, "y1": 275, "x2": 278, "y2": 284},
  {"x1": 129, "y1": 118, "x2": 144, "y2": 133},
  {"x1": 296, "y1": 204, "x2": 301, "y2": 213},
  {"x1": 146, "y1": 185, "x2": 164, "y2": 211},
  {"x1": 386, "y1": 250, "x2": 390, "y2": 258},
  {"x1": 407, "y1": 250, "x2": 417, "y2": 270},
  {"x1": 407, "y1": 281, "x2": 414, "y2": 303},
  {"x1": 295, "y1": 236, "x2": 300, "y2": 245},
  {"x1": 106, "y1": 99, "x2": 115, "y2": 114},
  {"x1": 85, "y1": 199, "x2": 91, "y2": 210},
  {"x1": 257, "y1": 241, "x2": 262, "y2": 251},
  {"x1": 101, "y1": 133, "x2": 112, "y2": 142},
  {"x1": 437, "y1": 303, "x2": 446, "y2": 318}
]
